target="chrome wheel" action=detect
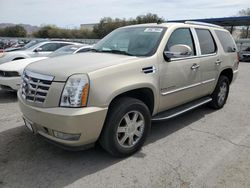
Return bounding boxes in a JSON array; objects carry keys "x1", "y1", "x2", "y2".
[
  {"x1": 218, "y1": 82, "x2": 228, "y2": 106},
  {"x1": 116, "y1": 111, "x2": 145, "y2": 148}
]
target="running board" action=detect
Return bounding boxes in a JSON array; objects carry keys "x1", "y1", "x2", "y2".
[{"x1": 152, "y1": 97, "x2": 212, "y2": 121}]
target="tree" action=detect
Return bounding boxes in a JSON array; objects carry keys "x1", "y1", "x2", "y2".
[
  {"x1": 33, "y1": 13, "x2": 165, "y2": 39},
  {"x1": 238, "y1": 8, "x2": 250, "y2": 38},
  {"x1": 33, "y1": 25, "x2": 95, "y2": 39},
  {"x1": 93, "y1": 13, "x2": 165, "y2": 38},
  {"x1": 0, "y1": 25, "x2": 27, "y2": 37},
  {"x1": 33, "y1": 25, "x2": 55, "y2": 38},
  {"x1": 135, "y1": 13, "x2": 164, "y2": 24}
]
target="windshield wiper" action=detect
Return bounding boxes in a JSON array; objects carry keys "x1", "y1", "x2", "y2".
[
  {"x1": 100, "y1": 49, "x2": 134, "y2": 56},
  {"x1": 90, "y1": 48, "x2": 134, "y2": 56}
]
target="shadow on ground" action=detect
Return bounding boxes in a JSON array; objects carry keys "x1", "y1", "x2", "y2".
[
  {"x1": 0, "y1": 105, "x2": 215, "y2": 188},
  {"x1": 0, "y1": 90, "x2": 17, "y2": 103}
]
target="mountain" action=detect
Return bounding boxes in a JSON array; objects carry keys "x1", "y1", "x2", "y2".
[{"x1": 0, "y1": 23, "x2": 40, "y2": 34}]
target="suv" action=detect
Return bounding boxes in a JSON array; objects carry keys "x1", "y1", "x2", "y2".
[
  {"x1": 0, "y1": 41, "x2": 81, "y2": 64},
  {"x1": 18, "y1": 22, "x2": 239, "y2": 157}
]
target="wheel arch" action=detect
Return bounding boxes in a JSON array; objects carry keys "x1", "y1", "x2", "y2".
[
  {"x1": 12, "y1": 57, "x2": 26, "y2": 61},
  {"x1": 108, "y1": 86, "x2": 156, "y2": 115},
  {"x1": 219, "y1": 68, "x2": 233, "y2": 84}
]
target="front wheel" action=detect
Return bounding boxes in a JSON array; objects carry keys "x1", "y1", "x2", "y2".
[
  {"x1": 209, "y1": 75, "x2": 230, "y2": 109},
  {"x1": 99, "y1": 97, "x2": 151, "y2": 157}
]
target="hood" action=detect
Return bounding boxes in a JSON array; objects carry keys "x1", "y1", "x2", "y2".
[
  {"x1": 0, "y1": 57, "x2": 48, "y2": 73},
  {"x1": 4, "y1": 47, "x2": 24, "y2": 52},
  {"x1": 26, "y1": 52, "x2": 138, "y2": 81}
]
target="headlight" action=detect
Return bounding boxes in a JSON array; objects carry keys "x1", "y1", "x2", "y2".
[{"x1": 60, "y1": 74, "x2": 89, "y2": 107}]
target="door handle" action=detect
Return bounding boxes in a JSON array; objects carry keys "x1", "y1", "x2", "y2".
[
  {"x1": 191, "y1": 63, "x2": 200, "y2": 70},
  {"x1": 215, "y1": 60, "x2": 222, "y2": 65}
]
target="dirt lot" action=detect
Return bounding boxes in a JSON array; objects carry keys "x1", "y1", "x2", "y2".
[{"x1": 0, "y1": 63, "x2": 249, "y2": 188}]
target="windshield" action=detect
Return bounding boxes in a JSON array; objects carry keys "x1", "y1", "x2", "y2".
[{"x1": 93, "y1": 27, "x2": 166, "y2": 56}]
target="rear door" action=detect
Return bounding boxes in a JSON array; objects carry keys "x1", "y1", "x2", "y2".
[
  {"x1": 194, "y1": 28, "x2": 219, "y2": 96},
  {"x1": 214, "y1": 30, "x2": 238, "y2": 69}
]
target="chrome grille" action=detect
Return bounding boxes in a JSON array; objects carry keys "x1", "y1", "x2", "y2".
[{"x1": 21, "y1": 70, "x2": 54, "y2": 103}]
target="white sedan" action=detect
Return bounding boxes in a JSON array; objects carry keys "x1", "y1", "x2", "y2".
[{"x1": 0, "y1": 45, "x2": 92, "y2": 91}]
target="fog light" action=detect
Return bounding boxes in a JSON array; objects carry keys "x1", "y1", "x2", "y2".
[{"x1": 53, "y1": 130, "x2": 81, "y2": 141}]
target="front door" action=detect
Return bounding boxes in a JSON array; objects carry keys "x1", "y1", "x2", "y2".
[{"x1": 158, "y1": 28, "x2": 203, "y2": 112}]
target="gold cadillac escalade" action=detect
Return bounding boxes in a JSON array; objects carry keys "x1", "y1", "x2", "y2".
[{"x1": 18, "y1": 22, "x2": 239, "y2": 157}]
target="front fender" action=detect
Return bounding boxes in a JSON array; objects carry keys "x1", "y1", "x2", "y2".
[{"x1": 87, "y1": 60, "x2": 160, "y2": 114}]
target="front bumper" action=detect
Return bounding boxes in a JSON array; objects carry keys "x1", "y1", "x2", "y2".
[
  {"x1": 18, "y1": 92, "x2": 108, "y2": 148},
  {"x1": 0, "y1": 76, "x2": 21, "y2": 90}
]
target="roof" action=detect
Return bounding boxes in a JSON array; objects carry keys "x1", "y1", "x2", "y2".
[
  {"x1": 169, "y1": 16, "x2": 250, "y2": 27},
  {"x1": 122, "y1": 22, "x2": 226, "y2": 30}
]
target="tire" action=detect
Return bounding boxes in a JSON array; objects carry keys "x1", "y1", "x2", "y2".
[
  {"x1": 209, "y1": 75, "x2": 230, "y2": 109},
  {"x1": 99, "y1": 97, "x2": 151, "y2": 157}
]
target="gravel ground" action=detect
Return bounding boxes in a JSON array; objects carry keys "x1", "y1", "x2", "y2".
[{"x1": 0, "y1": 63, "x2": 249, "y2": 188}]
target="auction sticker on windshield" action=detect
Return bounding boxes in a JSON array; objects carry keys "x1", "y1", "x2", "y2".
[{"x1": 144, "y1": 28, "x2": 163, "y2": 32}]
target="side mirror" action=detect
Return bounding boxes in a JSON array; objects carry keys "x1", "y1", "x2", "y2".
[
  {"x1": 163, "y1": 44, "x2": 192, "y2": 62},
  {"x1": 34, "y1": 47, "x2": 42, "y2": 52}
]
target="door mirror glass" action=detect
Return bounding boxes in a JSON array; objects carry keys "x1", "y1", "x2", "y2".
[{"x1": 163, "y1": 44, "x2": 192, "y2": 62}]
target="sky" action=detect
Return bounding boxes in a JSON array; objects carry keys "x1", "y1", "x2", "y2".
[{"x1": 0, "y1": 0, "x2": 249, "y2": 28}]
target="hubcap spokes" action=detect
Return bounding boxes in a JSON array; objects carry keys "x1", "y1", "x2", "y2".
[
  {"x1": 218, "y1": 82, "x2": 227, "y2": 105},
  {"x1": 117, "y1": 111, "x2": 145, "y2": 148}
]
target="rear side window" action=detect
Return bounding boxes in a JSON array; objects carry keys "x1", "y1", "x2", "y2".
[
  {"x1": 58, "y1": 43, "x2": 71, "y2": 48},
  {"x1": 215, "y1": 30, "x2": 237, "y2": 53},
  {"x1": 165, "y1": 28, "x2": 196, "y2": 56},
  {"x1": 195, "y1": 29, "x2": 216, "y2": 55}
]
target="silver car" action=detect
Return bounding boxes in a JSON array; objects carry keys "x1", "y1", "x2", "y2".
[{"x1": 0, "y1": 41, "x2": 81, "y2": 64}]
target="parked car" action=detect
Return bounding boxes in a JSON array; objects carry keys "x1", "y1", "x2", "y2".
[
  {"x1": 0, "y1": 45, "x2": 92, "y2": 91},
  {"x1": 239, "y1": 46, "x2": 250, "y2": 62},
  {"x1": 4, "y1": 39, "x2": 47, "y2": 52},
  {"x1": 0, "y1": 41, "x2": 81, "y2": 64},
  {"x1": 49, "y1": 44, "x2": 92, "y2": 57},
  {"x1": 0, "y1": 57, "x2": 47, "y2": 91},
  {"x1": 18, "y1": 22, "x2": 239, "y2": 157}
]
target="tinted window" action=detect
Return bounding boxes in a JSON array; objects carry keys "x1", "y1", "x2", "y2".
[
  {"x1": 196, "y1": 29, "x2": 216, "y2": 55},
  {"x1": 165, "y1": 28, "x2": 196, "y2": 56},
  {"x1": 215, "y1": 30, "x2": 237, "y2": 53},
  {"x1": 38, "y1": 43, "x2": 60, "y2": 52},
  {"x1": 38, "y1": 43, "x2": 71, "y2": 52},
  {"x1": 58, "y1": 43, "x2": 71, "y2": 48}
]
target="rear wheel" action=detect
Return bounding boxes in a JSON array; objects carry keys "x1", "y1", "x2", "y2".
[
  {"x1": 209, "y1": 75, "x2": 230, "y2": 109},
  {"x1": 99, "y1": 97, "x2": 151, "y2": 157}
]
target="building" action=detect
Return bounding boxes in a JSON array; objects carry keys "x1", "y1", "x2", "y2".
[{"x1": 80, "y1": 23, "x2": 97, "y2": 30}]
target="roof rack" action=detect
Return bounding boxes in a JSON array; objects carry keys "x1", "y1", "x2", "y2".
[{"x1": 185, "y1": 21, "x2": 223, "y2": 29}]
